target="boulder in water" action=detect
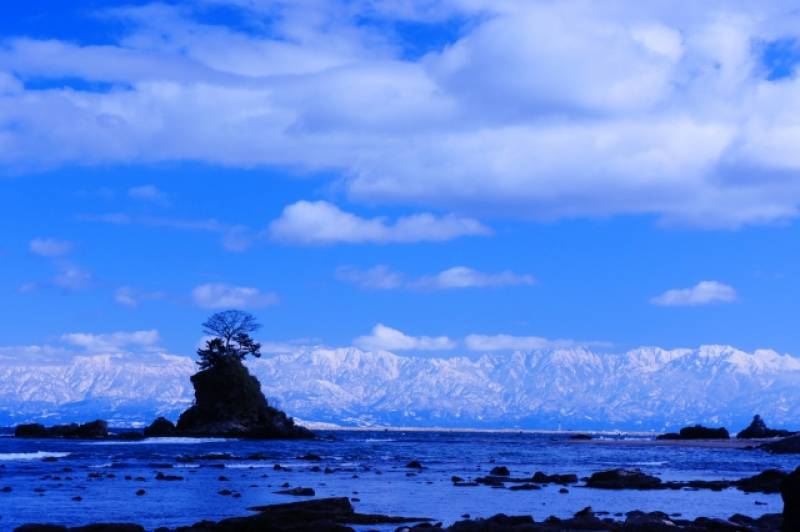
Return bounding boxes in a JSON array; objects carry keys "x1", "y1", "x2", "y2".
[{"x1": 586, "y1": 469, "x2": 663, "y2": 490}]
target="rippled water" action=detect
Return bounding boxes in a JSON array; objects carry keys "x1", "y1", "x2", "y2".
[{"x1": 0, "y1": 431, "x2": 795, "y2": 530}]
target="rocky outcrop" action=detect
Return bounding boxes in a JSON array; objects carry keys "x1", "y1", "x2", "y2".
[
  {"x1": 656, "y1": 425, "x2": 729, "y2": 440},
  {"x1": 737, "y1": 415, "x2": 794, "y2": 439},
  {"x1": 782, "y1": 467, "x2": 800, "y2": 531},
  {"x1": 175, "y1": 358, "x2": 312, "y2": 439},
  {"x1": 762, "y1": 434, "x2": 800, "y2": 454},
  {"x1": 15, "y1": 420, "x2": 108, "y2": 439},
  {"x1": 143, "y1": 417, "x2": 177, "y2": 437}
]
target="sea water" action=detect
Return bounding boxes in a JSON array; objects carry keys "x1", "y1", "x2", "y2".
[{"x1": 0, "y1": 430, "x2": 796, "y2": 530}]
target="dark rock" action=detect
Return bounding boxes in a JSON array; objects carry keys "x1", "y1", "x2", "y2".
[
  {"x1": 782, "y1": 466, "x2": 800, "y2": 531},
  {"x1": 175, "y1": 358, "x2": 313, "y2": 439},
  {"x1": 508, "y1": 483, "x2": 540, "y2": 491},
  {"x1": 445, "y1": 514, "x2": 534, "y2": 531},
  {"x1": 586, "y1": 468, "x2": 662, "y2": 489},
  {"x1": 2, "y1": 486, "x2": 12, "y2": 492},
  {"x1": 14, "y1": 423, "x2": 48, "y2": 438},
  {"x1": 135, "y1": 489, "x2": 145, "y2": 496},
  {"x1": 559, "y1": 488, "x2": 569, "y2": 494},
  {"x1": 14, "y1": 420, "x2": 108, "y2": 440},
  {"x1": 298, "y1": 454, "x2": 322, "y2": 461},
  {"x1": 405, "y1": 461, "x2": 423, "y2": 469},
  {"x1": 155, "y1": 472, "x2": 183, "y2": 481},
  {"x1": 489, "y1": 466, "x2": 509, "y2": 476},
  {"x1": 143, "y1": 417, "x2": 177, "y2": 438},
  {"x1": 762, "y1": 434, "x2": 800, "y2": 454},
  {"x1": 275, "y1": 487, "x2": 315, "y2": 496},
  {"x1": 531, "y1": 472, "x2": 578, "y2": 484},
  {"x1": 569, "y1": 433, "x2": 593, "y2": 440},
  {"x1": 656, "y1": 425, "x2": 729, "y2": 440},
  {"x1": 115, "y1": 432, "x2": 145, "y2": 441},
  {"x1": 623, "y1": 511, "x2": 678, "y2": 531},
  {"x1": 736, "y1": 469, "x2": 787, "y2": 494},
  {"x1": 737, "y1": 415, "x2": 794, "y2": 439}
]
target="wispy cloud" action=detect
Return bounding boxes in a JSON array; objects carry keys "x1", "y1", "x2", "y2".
[
  {"x1": 29, "y1": 237, "x2": 73, "y2": 257},
  {"x1": 192, "y1": 283, "x2": 279, "y2": 309},
  {"x1": 80, "y1": 213, "x2": 257, "y2": 252},
  {"x1": 60, "y1": 329, "x2": 161, "y2": 353},
  {"x1": 128, "y1": 184, "x2": 167, "y2": 204},
  {"x1": 650, "y1": 281, "x2": 738, "y2": 307},
  {"x1": 337, "y1": 265, "x2": 534, "y2": 290},
  {"x1": 114, "y1": 286, "x2": 166, "y2": 307},
  {"x1": 269, "y1": 201, "x2": 490, "y2": 245},
  {"x1": 353, "y1": 324, "x2": 456, "y2": 351}
]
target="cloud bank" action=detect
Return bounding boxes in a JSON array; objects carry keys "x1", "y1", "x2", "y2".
[{"x1": 3, "y1": 1, "x2": 800, "y2": 227}]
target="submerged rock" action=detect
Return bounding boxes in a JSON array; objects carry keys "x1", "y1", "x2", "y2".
[
  {"x1": 175, "y1": 358, "x2": 313, "y2": 439},
  {"x1": 656, "y1": 425, "x2": 729, "y2": 440},
  {"x1": 737, "y1": 415, "x2": 794, "y2": 439}
]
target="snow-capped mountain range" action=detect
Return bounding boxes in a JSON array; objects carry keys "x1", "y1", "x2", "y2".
[{"x1": 1, "y1": 345, "x2": 799, "y2": 431}]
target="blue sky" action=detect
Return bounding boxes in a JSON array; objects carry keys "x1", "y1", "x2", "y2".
[{"x1": 2, "y1": 0, "x2": 800, "y2": 360}]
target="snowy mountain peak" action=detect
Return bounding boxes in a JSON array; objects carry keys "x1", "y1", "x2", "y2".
[{"x1": 1, "y1": 344, "x2": 798, "y2": 430}]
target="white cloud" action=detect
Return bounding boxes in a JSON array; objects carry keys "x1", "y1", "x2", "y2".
[
  {"x1": 354, "y1": 324, "x2": 455, "y2": 351},
  {"x1": 413, "y1": 266, "x2": 535, "y2": 290},
  {"x1": 192, "y1": 282, "x2": 279, "y2": 309},
  {"x1": 114, "y1": 286, "x2": 166, "y2": 307},
  {"x1": 29, "y1": 238, "x2": 73, "y2": 257},
  {"x1": 337, "y1": 265, "x2": 535, "y2": 290},
  {"x1": 52, "y1": 265, "x2": 93, "y2": 291},
  {"x1": 61, "y1": 329, "x2": 161, "y2": 353},
  {"x1": 269, "y1": 201, "x2": 490, "y2": 244},
  {"x1": 650, "y1": 280, "x2": 738, "y2": 306},
  {"x1": 2, "y1": 3, "x2": 800, "y2": 226},
  {"x1": 464, "y1": 334, "x2": 606, "y2": 352},
  {"x1": 336, "y1": 265, "x2": 405, "y2": 290},
  {"x1": 128, "y1": 184, "x2": 165, "y2": 202}
]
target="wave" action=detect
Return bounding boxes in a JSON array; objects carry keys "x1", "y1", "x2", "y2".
[
  {"x1": 0, "y1": 451, "x2": 71, "y2": 461},
  {"x1": 82, "y1": 437, "x2": 233, "y2": 445}
]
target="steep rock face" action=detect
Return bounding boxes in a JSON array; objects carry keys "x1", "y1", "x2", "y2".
[
  {"x1": 176, "y1": 358, "x2": 312, "y2": 439},
  {"x1": 737, "y1": 415, "x2": 794, "y2": 439}
]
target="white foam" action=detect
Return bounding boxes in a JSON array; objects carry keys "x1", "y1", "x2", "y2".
[
  {"x1": 0, "y1": 451, "x2": 71, "y2": 461},
  {"x1": 83, "y1": 437, "x2": 233, "y2": 445}
]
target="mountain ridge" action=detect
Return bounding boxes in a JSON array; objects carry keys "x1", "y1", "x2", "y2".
[{"x1": 0, "y1": 344, "x2": 797, "y2": 431}]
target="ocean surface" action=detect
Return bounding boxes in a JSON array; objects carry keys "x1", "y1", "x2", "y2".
[{"x1": 0, "y1": 430, "x2": 796, "y2": 530}]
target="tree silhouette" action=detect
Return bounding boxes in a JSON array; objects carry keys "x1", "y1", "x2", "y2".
[{"x1": 197, "y1": 310, "x2": 262, "y2": 369}]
